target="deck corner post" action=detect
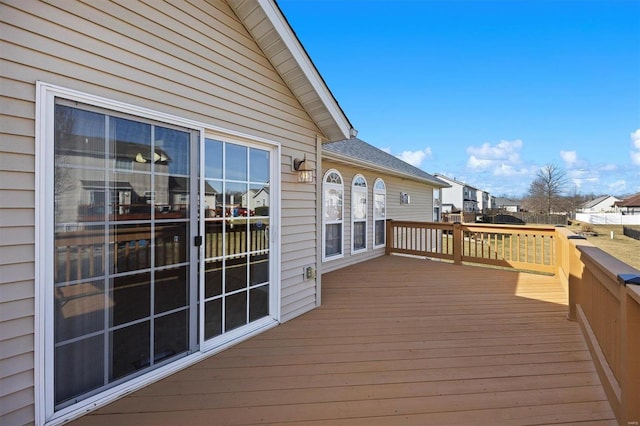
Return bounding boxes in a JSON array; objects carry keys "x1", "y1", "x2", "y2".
[{"x1": 453, "y1": 221, "x2": 462, "y2": 265}]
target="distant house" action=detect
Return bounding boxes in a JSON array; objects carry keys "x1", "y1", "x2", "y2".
[
  {"x1": 434, "y1": 174, "x2": 480, "y2": 213},
  {"x1": 321, "y1": 138, "x2": 449, "y2": 272},
  {"x1": 614, "y1": 193, "x2": 640, "y2": 215},
  {"x1": 477, "y1": 189, "x2": 492, "y2": 212},
  {"x1": 578, "y1": 195, "x2": 620, "y2": 213},
  {"x1": 494, "y1": 197, "x2": 521, "y2": 213}
]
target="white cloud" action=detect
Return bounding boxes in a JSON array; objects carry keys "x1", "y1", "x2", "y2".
[
  {"x1": 567, "y1": 168, "x2": 599, "y2": 189},
  {"x1": 631, "y1": 129, "x2": 640, "y2": 166},
  {"x1": 467, "y1": 139, "x2": 522, "y2": 162},
  {"x1": 380, "y1": 147, "x2": 391, "y2": 154},
  {"x1": 467, "y1": 156, "x2": 493, "y2": 169},
  {"x1": 632, "y1": 129, "x2": 640, "y2": 149},
  {"x1": 608, "y1": 180, "x2": 627, "y2": 192},
  {"x1": 396, "y1": 147, "x2": 432, "y2": 167},
  {"x1": 465, "y1": 139, "x2": 527, "y2": 176},
  {"x1": 560, "y1": 150, "x2": 577, "y2": 167}
]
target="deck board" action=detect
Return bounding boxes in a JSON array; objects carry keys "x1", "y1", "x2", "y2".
[{"x1": 71, "y1": 255, "x2": 615, "y2": 425}]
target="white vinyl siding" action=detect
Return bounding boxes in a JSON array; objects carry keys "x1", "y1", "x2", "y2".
[{"x1": 1, "y1": 1, "x2": 324, "y2": 423}]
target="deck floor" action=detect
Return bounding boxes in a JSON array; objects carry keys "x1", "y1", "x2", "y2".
[{"x1": 72, "y1": 256, "x2": 615, "y2": 425}]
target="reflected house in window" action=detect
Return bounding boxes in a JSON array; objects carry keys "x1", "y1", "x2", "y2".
[
  {"x1": 55, "y1": 129, "x2": 177, "y2": 224},
  {"x1": 203, "y1": 181, "x2": 219, "y2": 218},
  {"x1": 242, "y1": 186, "x2": 270, "y2": 214}
]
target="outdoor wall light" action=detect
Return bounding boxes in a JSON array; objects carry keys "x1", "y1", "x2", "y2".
[{"x1": 293, "y1": 155, "x2": 313, "y2": 183}]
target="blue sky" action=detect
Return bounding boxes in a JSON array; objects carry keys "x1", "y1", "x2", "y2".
[{"x1": 278, "y1": 0, "x2": 640, "y2": 198}]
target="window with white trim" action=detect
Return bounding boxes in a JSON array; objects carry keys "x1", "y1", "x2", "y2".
[
  {"x1": 351, "y1": 174, "x2": 367, "y2": 253},
  {"x1": 373, "y1": 178, "x2": 386, "y2": 247},
  {"x1": 322, "y1": 170, "x2": 343, "y2": 260}
]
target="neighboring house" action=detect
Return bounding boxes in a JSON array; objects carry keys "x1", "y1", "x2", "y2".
[
  {"x1": 578, "y1": 195, "x2": 620, "y2": 213},
  {"x1": 0, "y1": 1, "x2": 450, "y2": 425},
  {"x1": 494, "y1": 197, "x2": 521, "y2": 213},
  {"x1": 433, "y1": 188, "x2": 442, "y2": 221},
  {"x1": 320, "y1": 138, "x2": 449, "y2": 273},
  {"x1": 434, "y1": 174, "x2": 480, "y2": 213},
  {"x1": 614, "y1": 193, "x2": 640, "y2": 215},
  {"x1": 477, "y1": 189, "x2": 491, "y2": 212}
]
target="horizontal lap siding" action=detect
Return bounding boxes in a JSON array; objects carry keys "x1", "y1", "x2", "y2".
[
  {"x1": 385, "y1": 179, "x2": 435, "y2": 222},
  {"x1": 321, "y1": 160, "x2": 437, "y2": 273},
  {"x1": 0, "y1": 0, "x2": 321, "y2": 423}
]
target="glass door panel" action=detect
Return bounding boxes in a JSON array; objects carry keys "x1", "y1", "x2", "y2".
[
  {"x1": 52, "y1": 101, "x2": 198, "y2": 409},
  {"x1": 202, "y1": 139, "x2": 272, "y2": 343}
]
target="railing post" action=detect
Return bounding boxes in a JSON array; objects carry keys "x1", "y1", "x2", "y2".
[
  {"x1": 385, "y1": 219, "x2": 393, "y2": 256},
  {"x1": 566, "y1": 235, "x2": 587, "y2": 322},
  {"x1": 618, "y1": 275, "x2": 640, "y2": 425},
  {"x1": 453, "y1": 222, "x2": 462, "y2": 265}
]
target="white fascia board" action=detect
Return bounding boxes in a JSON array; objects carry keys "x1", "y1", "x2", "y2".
[{"x1": 258, "y1": 0, "x2": 352, "y2": 140}]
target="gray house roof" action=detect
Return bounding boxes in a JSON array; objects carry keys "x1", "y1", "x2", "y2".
[
  {"x1": 581, "y1": 195, "x2": 614, "y2": 209},
  {"x1": 323, "y1": 138, "x2": 448, "y2": 187},
  {"x1": 433, "y1": 174, "x2": 480, "y2": 191},
  {"x1": 494, "y1": 197, "x2": 520, "y2": 207}
]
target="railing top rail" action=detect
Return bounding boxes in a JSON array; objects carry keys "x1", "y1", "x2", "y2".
[
  {"x1": 461, "y1": 223, "x2": 558, "y2": 233},
  {"x1": 389, "y1": 221, "x2": 453, "y2": 229}
]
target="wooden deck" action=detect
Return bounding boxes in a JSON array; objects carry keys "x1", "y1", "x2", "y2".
[{"x1": 71, "y1": 256, "x2": 615, "y2": 425}]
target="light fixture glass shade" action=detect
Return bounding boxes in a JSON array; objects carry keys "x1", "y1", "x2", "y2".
[{"x1": 297, "y1": 169, "x2": 313, "y2": 183}]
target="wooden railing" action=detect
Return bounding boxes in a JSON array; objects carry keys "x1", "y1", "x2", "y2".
[
  {"x1": 385, "y1": 220, "x2": 556, "y2": 274},
  {"x1": 386, "y1": 220, "x2": 640, "y2": 424},
  {"x1": 555, "y1": 227, "x2": 640, "y2": 425}
]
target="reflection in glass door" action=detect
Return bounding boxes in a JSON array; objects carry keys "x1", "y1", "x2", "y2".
[
  {"x1": 203, "y1": 139, "x2": 271, "y2": 341},
  {"x1": 52, "y1": 101, "x2": 198, "y2": 409}
]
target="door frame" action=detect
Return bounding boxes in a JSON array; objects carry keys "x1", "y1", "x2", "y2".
[{"x1": 35, "y1": 82, "x2": 281, "y2": 426}]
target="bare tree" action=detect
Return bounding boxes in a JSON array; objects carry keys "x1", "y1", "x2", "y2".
[{"x1": 526, "y1": 164, "x2": 569, "y2": 214}]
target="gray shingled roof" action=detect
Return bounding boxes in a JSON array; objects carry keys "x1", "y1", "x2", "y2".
[
  {"x1": 323, "y1": 138, "x2": 448, "y2": 187},
  {"x1": 581, "y1": 195, "x2": 612, "y2": 209}
]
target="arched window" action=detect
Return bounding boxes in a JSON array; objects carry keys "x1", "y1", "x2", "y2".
[
  {"x1": 323, "y1": 170, "x2": 344, "y2": 260},
  {"x1": 351, "y1": 174, "x2": 368, "y2": 253},
  {"x1": 373, "y1": 178, "x2": 386, "y2": 247}
]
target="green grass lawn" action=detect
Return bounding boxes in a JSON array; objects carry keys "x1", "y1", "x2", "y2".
[{"x1": 568, "y1": 223, "x2": 640, "y2": 270}]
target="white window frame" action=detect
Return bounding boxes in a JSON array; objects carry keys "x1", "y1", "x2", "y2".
[
  {"x1": 373, "y1": 178, "x2": 386, "y2": 248},
  {"x1": 322, "y1": 169, "x2": 344, "y2": 261},
  {"x1": 35, "y1": 82, "x2": 281, "y2": 425},
  {"x1": 351, "y1": 174, "x2": 368, "y2": 254}
]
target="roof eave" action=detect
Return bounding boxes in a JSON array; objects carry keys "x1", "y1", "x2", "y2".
[{"x1": 228, "y1": 0, "x2": 353, "y2": 142}]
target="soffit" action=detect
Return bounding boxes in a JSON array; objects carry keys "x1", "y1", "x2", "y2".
[{"x1": 227, "y1": 0, "x2": 353, "y2": 142}]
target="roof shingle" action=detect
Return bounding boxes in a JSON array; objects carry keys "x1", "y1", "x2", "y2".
[{"x1": 323, "y1": 138, "x2": 448, "y2": 187}]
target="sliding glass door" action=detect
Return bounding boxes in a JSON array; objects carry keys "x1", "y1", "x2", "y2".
[{"x1": 49, "y1": 94, "x2": 276, "y2": 415}]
